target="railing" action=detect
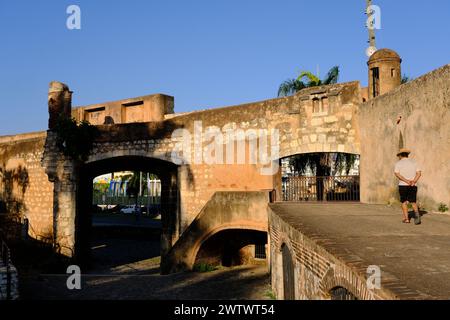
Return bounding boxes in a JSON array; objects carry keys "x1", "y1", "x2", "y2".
[
  {"x1": 92, "y1": 194, "x2": 161, "y2": 206},
  {"x1": 282, "y1": 176, "x2": 360, "y2": 202},
  {"x1": 0, "y1": 233, "x2": 12, "y2": 300}
]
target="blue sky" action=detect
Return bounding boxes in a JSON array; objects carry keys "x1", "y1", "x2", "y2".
[{"x1": 0, "y1": 0, "x2": 449, "y2": 135}]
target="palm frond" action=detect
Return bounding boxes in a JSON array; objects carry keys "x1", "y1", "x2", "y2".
[
  {"x1": 297, "y1": 71, "x2": 321, "y2": 87},
  {"x1": 278, "y1": 79, "x2": 305, "y2": 97},
  {"x1": 401, "y1": 74, "x2": 412, "y2": 84},
  {"x1": 333, "y1": 153, "x2": 357, "y2": 175},
  {"x1": 322, "y1": 66, "x2": 339, "y2": 85}
]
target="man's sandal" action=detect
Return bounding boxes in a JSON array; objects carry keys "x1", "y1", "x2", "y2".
[{"x1": 402, "y1": 219, "x2": 410, "y2": 223}]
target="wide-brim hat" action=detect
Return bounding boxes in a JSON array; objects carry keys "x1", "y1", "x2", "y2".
[{"x1": 397, "y1": 148, "x2": 411, "y2": 156}]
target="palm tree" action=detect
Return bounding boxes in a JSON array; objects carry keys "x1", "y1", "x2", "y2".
[
  {"x1": 278, "y1": 66, "x2": 339, "y2": 97},
  {"x1": 278, "y1": 66, "x2": 358, "y2": 200},
  {"x1": 401, "y1": 74, "x2": 412, "y2": 84}
]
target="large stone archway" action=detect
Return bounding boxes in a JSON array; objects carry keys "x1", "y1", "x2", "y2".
[{"x1": 75, "y1": 155, "x2": 180, "y2": 266}]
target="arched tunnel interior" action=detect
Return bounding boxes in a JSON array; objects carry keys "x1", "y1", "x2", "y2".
[
  {"x1": 194, "y1": 229, "x2": 267, "y2": 268},
  {"x1": 75, "y1": 156, "x2": 179, "y2": 271}
]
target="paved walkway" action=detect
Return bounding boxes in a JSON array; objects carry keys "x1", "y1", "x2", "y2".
[
  {"x1": 269, "y1": 203, "x2": 450, "y2": 299},
  {"x1": 92, "y1": 213, "x2": 162, "y2": 228},
  {"x1": 18, "y1": 235, "x2": 271, "y2": 300}
]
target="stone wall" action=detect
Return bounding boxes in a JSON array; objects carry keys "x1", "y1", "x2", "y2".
[
  {"x1": 84, "y1": 81, "x2": 362, "y2": 234},
  {"x1": 72, "y1": 94, "x2": 174, "y2": 125},
  {"x1": 0, "y1": 80, "x2": 362, "y2": 261},
  {"x1": 0, "y1": 132, "x2": 54, "y2": 242},
  {"x1": 359, "y1": 64, "x2": 450, "y2": 210}
]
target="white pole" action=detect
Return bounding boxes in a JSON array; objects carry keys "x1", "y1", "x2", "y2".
[{"x1": 147, "y1": 173, "x2": 150, "y2": 215}]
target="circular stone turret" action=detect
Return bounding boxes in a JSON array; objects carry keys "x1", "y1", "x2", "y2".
[
  {"x1": 367, "y1": 48, "x2": 402, "y2": 98},
  {"x1": 368, "y1": 48, "x2": 402, "y2": 63}
]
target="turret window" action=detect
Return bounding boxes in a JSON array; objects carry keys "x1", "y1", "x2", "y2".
[{"x1": 371, "y1": 67, "x2": 380, "y2": 97}]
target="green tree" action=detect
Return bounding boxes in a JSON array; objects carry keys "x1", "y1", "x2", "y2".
[
  {"x1": 278, "y1": 66, "x2": 339, "y2": 97},
  {"x1": 401, "y1": 74, "x2": 412, "y2": 84}
]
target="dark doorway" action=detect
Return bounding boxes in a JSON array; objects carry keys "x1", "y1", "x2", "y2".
[
  {"x1": 330, "y1": 286, "x2": 358, "y2": 300},
  {"x1": 281, "y1": 243, "x2": 295, "y2": 300},
  {"x1": 195, "y1": 229, "x2": 267, "y2": 268}
]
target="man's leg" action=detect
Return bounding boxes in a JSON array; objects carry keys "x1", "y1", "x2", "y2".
[
  {"x1": 401, "y1": 201, "x2": 409, "y2": 222},
  {"x1": 410, "y1": 186, "x2": 421, "y2": 225},
  {"x1": 412, "y1": 202, "x2": 421, "y2": 225}
]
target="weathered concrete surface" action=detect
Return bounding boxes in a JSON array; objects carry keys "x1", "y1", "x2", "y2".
[{"x1": 269, "y1": 202, "x2": 450, "y2": 300}]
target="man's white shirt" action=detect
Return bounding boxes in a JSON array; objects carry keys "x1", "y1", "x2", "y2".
[{"x1": 394, "y1": 158, "x2": 421, "y2": 186}]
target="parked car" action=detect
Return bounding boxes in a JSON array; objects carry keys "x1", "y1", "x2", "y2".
[{"x1": 120, "y1": 205, "x2": 141, "y2": 214}]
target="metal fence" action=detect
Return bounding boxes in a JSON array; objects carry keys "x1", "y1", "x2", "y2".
[
  {"x1": 0, "y1": 232, "x2": 12, "y2": 300},
  {"x1": 92, "y1": 194, "x2": 161, "y2": 206},
  {"x1": 93, "y1": 179, "x2": 162, "y2": 206},
  {"x1": 282, "y1": 176, "x2": 360, "y2": 202}
]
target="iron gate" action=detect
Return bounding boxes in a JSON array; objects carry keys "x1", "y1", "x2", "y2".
[
  {"x1": 0, "y1": 235, "x2": 12, "y2": 300},
  {"x1": 282, "y1": 176, "x2": 360, "y2": 202}
]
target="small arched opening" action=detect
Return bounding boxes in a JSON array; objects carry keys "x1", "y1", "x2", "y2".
[
  {"x1": 194, "y1": 229, "x2": 267, "y2": 268},
  {"x1": 329, "y1": 286, "x2": 358, "y2": 300},
  {"x1": 281, "y1": 243, "x2": 295, "y2": 300}
]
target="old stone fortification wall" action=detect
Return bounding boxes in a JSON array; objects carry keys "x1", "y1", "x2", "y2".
[
  {"x1": 0, "y1": 132, "x2": 54, "y2": 242},
  {"x1": 359, "y1": 64, "x2": 450, "y2": 210},
  {"x1": 268, "y1": 205, "x2": 424, "y2": 300},
  {"x1": 0, "y1": 80, "x2": 362, "y2": 260},
  {"x1": 87, "y1": 81, "x2": 362, "y2": 230}
]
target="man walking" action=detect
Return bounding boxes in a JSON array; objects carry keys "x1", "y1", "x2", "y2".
[{"x1": 394, "y1": 148, "x2": 422, "y2": 224}]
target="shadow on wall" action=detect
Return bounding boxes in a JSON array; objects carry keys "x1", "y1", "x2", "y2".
[{"x1": 0, "y1": 163, "x2": 31, "y2": 245}]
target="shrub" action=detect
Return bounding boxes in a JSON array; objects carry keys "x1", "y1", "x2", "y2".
[
  {"x1": 438, "y1": 203, "x2": 449, "y2": 213},
  {"x1": 54, "y1": 116, "x2": 98, "y2": 161},
  {"x1": 193, "y1": 263, "x2": 217, "y2": 272}
]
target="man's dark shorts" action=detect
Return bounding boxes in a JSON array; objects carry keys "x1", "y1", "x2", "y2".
[{"x1": 399, "y1": 186, "x2": 417, "y2": 203}]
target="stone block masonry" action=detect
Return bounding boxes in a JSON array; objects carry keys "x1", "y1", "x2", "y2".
[{"x1": 0, "y1": 132, "x2": 54, "y2": 243}]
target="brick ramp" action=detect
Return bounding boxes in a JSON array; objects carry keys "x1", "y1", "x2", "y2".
[
  {"x1": 269, "y1": 203, "x2": 450, "y2": 300},
  {"x1": 162, "y1": 191, "x2": 269, "y2": 274}
]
